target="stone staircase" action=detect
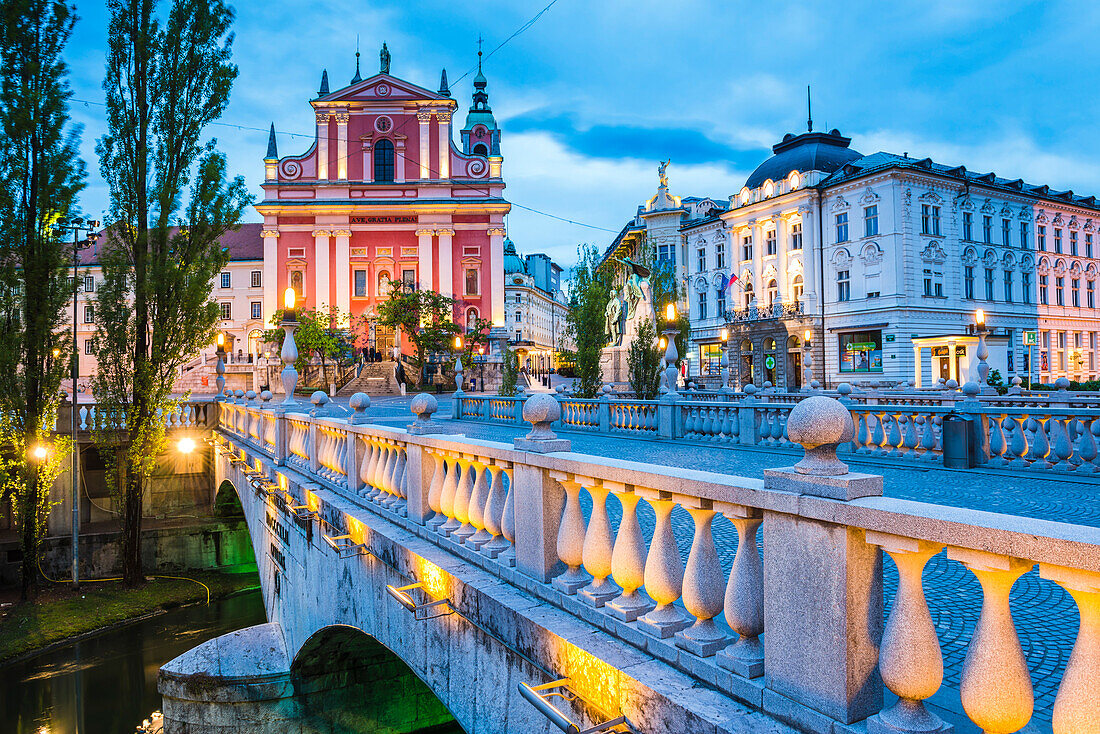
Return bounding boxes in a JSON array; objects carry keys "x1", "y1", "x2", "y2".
[{"x1": 337, "y1": 361, "x2": 401, "y2": 397}]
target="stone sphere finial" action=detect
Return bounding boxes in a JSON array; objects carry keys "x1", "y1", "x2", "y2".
[
  {"x1": 310, "y1": 390, "x2": 328, "y2": 407},
  {"x1": 962, "y1": 381, "x2": 980, "y2": 398},
  {"x1": 786, "y1": 396, "x2": 854, "y2": 476},
  {"x1": 1011, "y1": 375, "x2": 1022, "y2": 387},
  {"x1": 350, "y1": 392, "x2": 371, "y2": 412},
  {"x1": 810, "y1": 379, "x2": 821, "y2": 390},
  {"x1": 945, "y1": 379, "x2": 959, "y2": 390},
  {"x1": 234, "y1": 389, "x2": 245, "y2": 402},
  {"x1": 1055, "y1": 376, "x2": 1071, "y2": 391},
  {"x1": 514, "y1": 393, "x2": 570, "y2": 453},
  {"x1": 245, "y1": 390, "x2": 257, "y2": 402},
  {"x1": 763, "y1": 380, "x2": 773, "y2": 390},
  {"x1": 602, "y1": 384, "x2": 612, "y2": 395},
  {"x1": 407, "y1": 393, "x2": 442, "y2": 434},
  {"x1": 260, "y1": 390, "x2": 273, "y2": 404},
  {"x1": 743, "y1": 383, "x2": 757, "y2": 395},
  {"x1": 836, "y1": 382, "x2": 852, "y2": 396}
]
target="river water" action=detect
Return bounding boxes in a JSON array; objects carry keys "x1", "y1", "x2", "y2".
[{"x1": 1, "y1": 589, "x2": 267, "y2": 733}]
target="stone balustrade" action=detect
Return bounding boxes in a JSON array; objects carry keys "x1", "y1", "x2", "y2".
[
  {"x1": 213, "y1": 393, "x2": 1100, "y2": 734},
  {"x1": 58, "y1": 399, "x2": 215, "y2": 432}
]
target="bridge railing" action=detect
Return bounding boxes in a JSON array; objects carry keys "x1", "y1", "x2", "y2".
[
  {"x1": 58, "y1": 399, "x2": 215, "y2": 432},
  {"x1": 214, "y1": 394, "x2": 1100, "y2": 734}
]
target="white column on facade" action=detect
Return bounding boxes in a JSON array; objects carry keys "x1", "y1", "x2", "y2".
[
  {"x1": 394, "y1": 141, "x2": 406, "y2": 183},
  {"x1": 438, "y1": 228, "x2": 455, "y2": 299},
  {"x1": 362, "y1": 142, "x2": 373, "y2": 183},
  {"x1": 913, "y1": 345, "x2": 922, "y2": 387},
  {"x1": 416, "y1": 228, "x2": 435, "y2": 292},
  {"x1": 333, "y1": 229, "x2": 350, "y2": 321},
  {"x1": 313, "y1": 229, "x2": 331, "y2": 309},
  {"x1": 750, "y1": 219, "x2": 763, "y2": 305},
  {"x1": 316, "y1": 112, "x2": 330, "y2": 180},
  {"x1": 776, "y1": 214, "x2": 789, "y2": 302},
  {"x1": 488, "y1": 228, "x2": 506, "y2": 326},
  {"x1": 335, "y1": 112, "x2": 349, "y2": 180},
  {"x1": 437, "y1": 110, "x2": 451, "y2": 179},
  {"x1": 799, "y1": 205, "x2": 816, "y2": 310},
  {"x1": 262, "y1": 228, "x2": 279, "y2": 323},
  {"x1": 417, "y1": 109, "x2": 432, "y2": 180}
]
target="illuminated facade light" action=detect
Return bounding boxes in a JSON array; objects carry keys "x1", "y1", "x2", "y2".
[
  {"x1": 385, "y1": 582, "x2": 453, "y2": 620},
  {"x1": 517, "y1": 679, "x2": 627, "y2": 733}
]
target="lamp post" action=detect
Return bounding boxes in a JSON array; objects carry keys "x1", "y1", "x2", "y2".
[
  {"x1": 453, "y1": 336, "x2": 465, "y2": 395},
  {"x1": 719, "y1": 328, "x2": 730, "y2": 392},
  {"x1": 802, "y1": 328, "x2": 814, "y2": 392},
  {"x1": 53, "y1": 217, "x2": 100, "y2": 588},
  {"x1": 214, "y1": 332, "x2": 227, "y2": 399},
  {"x1": 662, "y1": 303, "x2": 680, "y2": 398},
  {"x1": 478, "y1": 345, "x2": 485, "y2": 392},
  {"x1": 280, "y1": 288, "x2": 299, "y2": 405},
  {"x1": 974, "y1": 309, "x2": 992, "y2": 393}
]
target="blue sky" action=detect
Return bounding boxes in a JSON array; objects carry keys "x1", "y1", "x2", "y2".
[{"x1": 66, "y1": 0, "x2": 1100, "y2": 267}]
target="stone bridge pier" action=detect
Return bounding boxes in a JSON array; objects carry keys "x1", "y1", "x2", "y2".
[{"x1": 158, "y1": 394, "x2": 1100, "y2": 734}]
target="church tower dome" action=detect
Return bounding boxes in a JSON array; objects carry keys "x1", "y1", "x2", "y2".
[{"x1": 460, "y1": 44, "x2": 501, "y2": 158}]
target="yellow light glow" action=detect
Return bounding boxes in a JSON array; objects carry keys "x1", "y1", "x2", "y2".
[
  {"x1": 478, "y1": 346, "x2": 485, "y2": 355},
  {"x1": 32, "y1": 445, "x2": 48, "y2": 461},
  {"x1": 721, "y1": 328, "x2": 728, "y2": 342},
  {"x1": 417, "y1": 557, "x2": 447, "y2": 599},
  {"x1": 284, "y1": 287, "x2": 296, "y2": 310},
  {"x1": 177, "y1": 437, "x2": 196, "y2": 454},
  {"x1": 455, "y1": 336, "x2": 463, "y2": 349},
  {"x1": 975, "y1": 309, "x2": 985, "y2": 326},
  {"x1": 665, "y1": 303, "x2": 676, "y2": 322},
  {"x1": 659, "y1": 337, "x2": 667, "y2": 349},
  {"x1": 804, "y1": 329, "x2": 812, "y2": 341},
  {"x1": 216, "y1": 332, "x2": 225, "y2": 347},
  {"x1": 52, "y1": 348, "x2": 60, "y2": 358}
]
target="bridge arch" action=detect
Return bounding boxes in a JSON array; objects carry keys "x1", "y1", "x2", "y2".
[
  {"x1": 214, "y1": 478, "x2": 245, "y2": 518},
  {"x1": 289, "y1": 624, "x2": 459, "y2": 733}
]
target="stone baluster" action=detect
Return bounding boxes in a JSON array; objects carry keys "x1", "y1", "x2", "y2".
[
  {"x1": 871, "y1": 411, "x2": 887, "y2": 455},
  {"x1": 551, "y1": 473, "x2": 591, "y2": 594},
  {"x1": 499, "y1": 465, "x2": 516, "y2": 567},
  {"x1": 715, "y1": 505, "x2": 764, "y2": 679},
  {"x1": 466, "y1": 459, "x2": 492, "y2": 549},
  {"x1": 380, "y1": 443, "x2": 399, "y2": 506},
  {"x1": 390, "y1": 447, "x2": 407, "y2": 508},
  {"x1": 1028, "y1": 416, "x2": 1052, "y2": 469},
  {"x1": 1076, "y1": 418, "x2": 1098, "y2": 473},
  {"x1": 578, "y1": 478, "x2": 619, "y2": 607},
  {"x1": 481, "y1": 464, "x2": 509, "y2": 558},
  {"x1": 946, "y1": 548, "x2": 1034, "y2": 733},
  {"x1": 606, "y1": 488, "x2": 654, "y2": 622},
  {"x1": 451, "y1": 456, "x2": 477, "y2": 541},
  {"x1": 674, "y1": 496, "x2": 728, "y2": 657},
  {"x1": 425, "y1": 452, "x2": 446, "y2": 527},
  {"x1": 887, "y1": 412, "x2": 904, "y2": 457},
  {"x1": 987, "y1": 413, "x2": 1008, "y2": 468},
  {"x1": 1009, "y1": 414, "x2": 1030, "y2": 468},
  {"x1": 429, "y1": 454, "x2": 454, "y2": 531},
  {"x1": 636, "y1": 488, "x2": 691, "y2": 638},
  {"x1": 1050, "y1": 416, "x2": 1075, "y2": 471},
  {"x1": 902, "y1": 412, "x2": 919, "y2": 458},
  {"x1": 1039, "y1": 564, "x2": 1100, "y2": 734},
  {"x1": 856, "y1": 411, "x2": 870, "y2": 453},
  {"x1": 865, "y1": 533, "x2": 950, "y2": 734},
  {"x1": 369, "y1": 441, "x2": 386, "y2": 497},
  {"x1": 439, "y1": 456, "x2": 466, "y2": 535}
]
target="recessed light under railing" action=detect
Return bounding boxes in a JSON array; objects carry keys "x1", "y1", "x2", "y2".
[
  {"x1": 322, "y1": 533, "x2": 371, "y2": 559},
  {"x1": 385, "y1": 582, "x2": 453, "y2": 621},
  {"x1": 517, "y1": 679, "x2": 629, "y2": 734}
]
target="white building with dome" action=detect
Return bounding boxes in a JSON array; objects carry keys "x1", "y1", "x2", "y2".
[
  {"x1": 501, "y1": 238, "x2": 572, "y2": 372},
  {"x1": 681, "y1": 125, "x2": 1100, "y2": 389}
]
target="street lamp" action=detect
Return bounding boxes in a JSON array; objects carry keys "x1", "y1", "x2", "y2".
[
  {"x1": 177, "y1": 437, "x2": 196, "y2": 454},
  {"x1": 280, "y1": 288, "x2": 299, "y2": 405},
  {"x1": 31, "y1": 444, "x2": 48, "y2": 462},
  {"x1": 214, "y1": 332, "x2": 227, "y2": 399},
  {"x1": 974, "y1": 309, "x2": 991, "y2": 393},
  {"x1": 453, "y1": 336, "x2": 464, "y2": 395},
  {"x1": 720, "y1": 328, "x2": 730, "y2": 392},
  {"x1": 478, "y1": 345, "x2": 485, "y2": 392},
  {"x1": 662, "y1": 303, "x2": 680, "y2": 397},
  {"x1": 802, "y1": 328, "x2": 814, "y2": 392},
  {"x1": 52, "y1": 216, "x2": 100, "y2": 590}
]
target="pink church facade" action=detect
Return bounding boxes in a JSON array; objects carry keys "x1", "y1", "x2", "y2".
[{"x1": 255, "y1": 47, "x2": 508, "y2": 354}]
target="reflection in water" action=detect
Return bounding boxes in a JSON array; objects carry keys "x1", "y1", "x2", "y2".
[{"x1": 0, "y1": 588, "x2": 266, "y2": 734}]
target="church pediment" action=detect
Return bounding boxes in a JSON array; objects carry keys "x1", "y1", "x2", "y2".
[{"x1": 318, "y1": 73, "x2": 444, "y2": 104}]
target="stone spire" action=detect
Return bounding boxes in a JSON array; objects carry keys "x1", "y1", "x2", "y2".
[
  {"x1": 266, "y1": 123, "x2": 278, "y2": 159},
  {"x1": 318, "y1": 69, "x2": 329, "y2": 96},
  {"x1": 438, "y1": 68, "x2": 450, "y2": 97}
]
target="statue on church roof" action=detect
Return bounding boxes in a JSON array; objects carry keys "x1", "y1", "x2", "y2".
[
  {"x1": 658, "y1": 159, "x2": 670, "y2": 188},
  {"x1": 380, "y1": 42, "x2": 390, "y2": 74}
]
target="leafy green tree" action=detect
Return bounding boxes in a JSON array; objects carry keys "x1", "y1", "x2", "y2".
[
  {"x1": 627, "y1": 317, "x2": 662, "y2": 399},
  {"x1": 499, "y1": 344, "x2": 518, "y2": 397},
  {"x1": 0, "y1": 0, "x2": 85, "y2": 599},
  {"x1": 92, "y1": 0, "x2": 249, "y2": 586},
  {"x1": 564, "y1": 244, "x2": 610, "y2": 397},
  {"x1": 374, "y1": 284, "x2": 460, "y2": 388},
  {"x1": 264, "y1": 306, "x2": 351, "y2": 388}
]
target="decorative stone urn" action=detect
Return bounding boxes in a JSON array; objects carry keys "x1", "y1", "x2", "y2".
[{"x1": 786, "y1": 396, "x2": 855, "y2": 476}]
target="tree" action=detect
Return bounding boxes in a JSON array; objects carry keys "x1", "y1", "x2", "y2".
[
  {"x1": 374, "y1": 284, "x2": 459, "y2": 388},
  {"x1": 93, "y1": 0, "x2": 249, "y2": 586},
  {"x1": 0, "y1": 0, "x2": 85, "y2": 599},
  {"x1": 564, "y1": 244, "x2": 609, "y2": 397},
  {"x1": 638, "y1": 237, "x2": 689, "y2": 366},
  {"x1": 499, "y1": 344, "x2": 518, "y2": 397},
  {"x1": 627, "y1": 317, "x2": 662, "y2": 399},
  {"x1": 265, "y1": 306, "x2": 352, "y2": 388}
]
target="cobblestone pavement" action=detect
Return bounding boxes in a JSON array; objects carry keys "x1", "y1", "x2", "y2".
[{"x1": 337, "y1": 394, "x2": 1086, "y2": 729}]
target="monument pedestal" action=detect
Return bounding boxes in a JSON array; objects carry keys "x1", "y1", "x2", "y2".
[{"x1": 600, "y1": 346, "x2": 629, "y2": 384}]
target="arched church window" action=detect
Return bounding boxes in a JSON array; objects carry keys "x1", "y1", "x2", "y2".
[
  {"x1": 472, "y1": 143, "x2": 488, "y2": 157},
  {"x1": 374, "y1": 139, "x2": 395, "y2": 182}
]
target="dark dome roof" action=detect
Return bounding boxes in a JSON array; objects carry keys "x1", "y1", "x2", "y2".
[{"x1": 745, "y1": 129, "x2": 862, "y2": 190}]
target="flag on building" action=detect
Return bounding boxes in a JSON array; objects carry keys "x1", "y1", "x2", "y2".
[{"x1": 723, "y1": 272, "x2": 740, "y2": 292}]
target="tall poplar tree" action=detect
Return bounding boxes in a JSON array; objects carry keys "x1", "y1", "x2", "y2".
[
  {"x1": 0, "y1": 0, "x2": 85, "y2": 599},
  {"x1": 94, "y1": 0, "x2": 249, "y2": 585},
  {"x1": 564, "y1": 244, "x2": 610, "y2": 398}
]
